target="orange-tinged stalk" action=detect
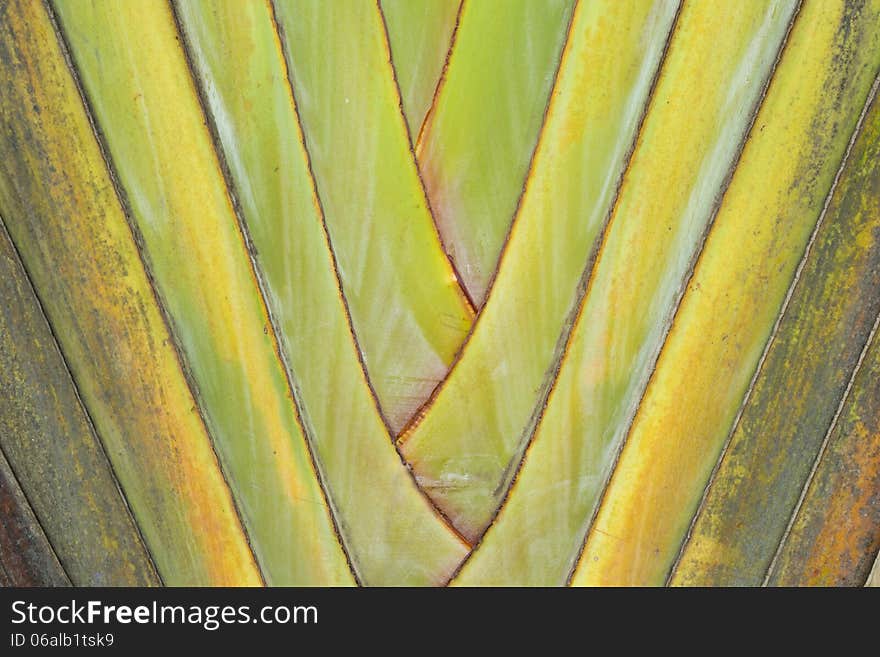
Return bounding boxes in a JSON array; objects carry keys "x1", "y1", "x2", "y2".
[
  {"x1": 453, "y1": 0, "x2": 798, "y2": 586},
  {"x1": 571, "y1": 0, "x2": 880, "y2": 586},
  {"x1": 0, "y1": 0, "x2": 261, "y2": 586},
  {"x1": 766, "y1": 311, "x2": 880, "y2": 586},
  {"x1": 672, "y1": 76, "x2": 880, "y2": 586}
]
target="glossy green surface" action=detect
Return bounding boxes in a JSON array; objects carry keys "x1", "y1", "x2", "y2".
[
  {"x1": 417, "y1": 0, "x2": 576, "y2": 303},
  {"x1": 178, "y1": 0, "x2": 469, "y2": 585},
  {"x1": 275, "y1": 0, "x2": 474, "y2": 433},
  {"x1": 381, "y1": 0, "x2": 460, "y2": 136},
  {"x1": 401, "y1": 0, "x2": 680, "y2": 541}
]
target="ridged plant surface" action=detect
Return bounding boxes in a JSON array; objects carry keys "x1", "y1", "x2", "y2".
[{"x1": 0, "y1": 0, "x2": 878, "y2": 586}]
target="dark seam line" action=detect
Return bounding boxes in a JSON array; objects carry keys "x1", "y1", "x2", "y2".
[
  {"x1": 45, "y1": 0, "x2": 266, "y2": 586},
  {"x1": 414, "y1": 0, "x2": 465, "y2": 150},
  {"x1": 0, "y1": 212, "x2": 163, "y2": 586},
  {"x1": 379, "y1": 0, "x2": 477, "y2": 314},
  {"x1": 762, "y1": 257, "x2": 880, "y2": 585},
  {"x1": 0, "y1": 438, "x2": 73, "y2": 586},
  {"x1": 269, "y1": 0, "x2": 471, "y2": 559},
  {"x1": 445, "y1": 0, "x2": 683, "y2": 586},
  {"x1": 395, "y1": 0, "x2": 579, "y2": 444},
  {"x1": 663, "y1": 0, "x2": 810, "y2": 587},
  {"x1": 172, "y1": 0, "x2": 360, "y2": 585}
]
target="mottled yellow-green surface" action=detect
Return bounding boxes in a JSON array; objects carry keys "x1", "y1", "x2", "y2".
[
  {"x1": 0, "y1": 219, "x2": 158, "y2": 586},
  {"x1": 767, "y1": 319, "x2": 880, "y2": 586},
  {"x1": 572, "y1": 0, "x2": 880, "y2": 587},
  {"x1": 673, "y1": 83, "x2": 880, "y2": 587},
  {"x1": 454, "y1": 0, "x2": 797, "y2": 585},
  {"x1": 0, "y1": 0, "x2": 261, "y2": 586}
]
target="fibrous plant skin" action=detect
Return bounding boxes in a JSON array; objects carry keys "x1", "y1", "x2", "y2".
[
  {"x1": 51, "y1": 0, "x2": 353, "y2": 587},
  {"x1": 400, "y1": 0, "x2": 681, "y2": 543},
  {"x1": 415, "y1": 0, "x2": 577, "y2": 305},
  {"x1": 0, "y1": 218, "x2": 158, "y2": 586},
  {"x1": 673, "y1": 74, "x2": 880, "y2": 588},
  {"x1": 0, "y1": 0, "x2": 262, "y2": 586},
  {"x1": 1, "y1": 0, "x2": 878, "y2": 587},
  {"x1": 174, "y1": 0, "x2": 469, "y2": 585},
  {"x1": 571, "y1": 0, "x2": 880, "y2": 587},
  {"x1": 453, "y1": 0, "x2": 800, "y2": 586},
  {"x1": 274, "y1": 0, "x2": 475, "y2": 435},
  {"x1": 381, "y1": 0, "x2": 461, "y2": 138}
]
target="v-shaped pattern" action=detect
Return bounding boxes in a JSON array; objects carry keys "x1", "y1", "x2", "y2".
[{"x1": 1, "y1": 0, "x2": 879, "y2": 588}]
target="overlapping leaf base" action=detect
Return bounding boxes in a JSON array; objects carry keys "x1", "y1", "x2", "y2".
[{"x1": 0, "y1": 0, "x2": 878, "y2": 586}]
